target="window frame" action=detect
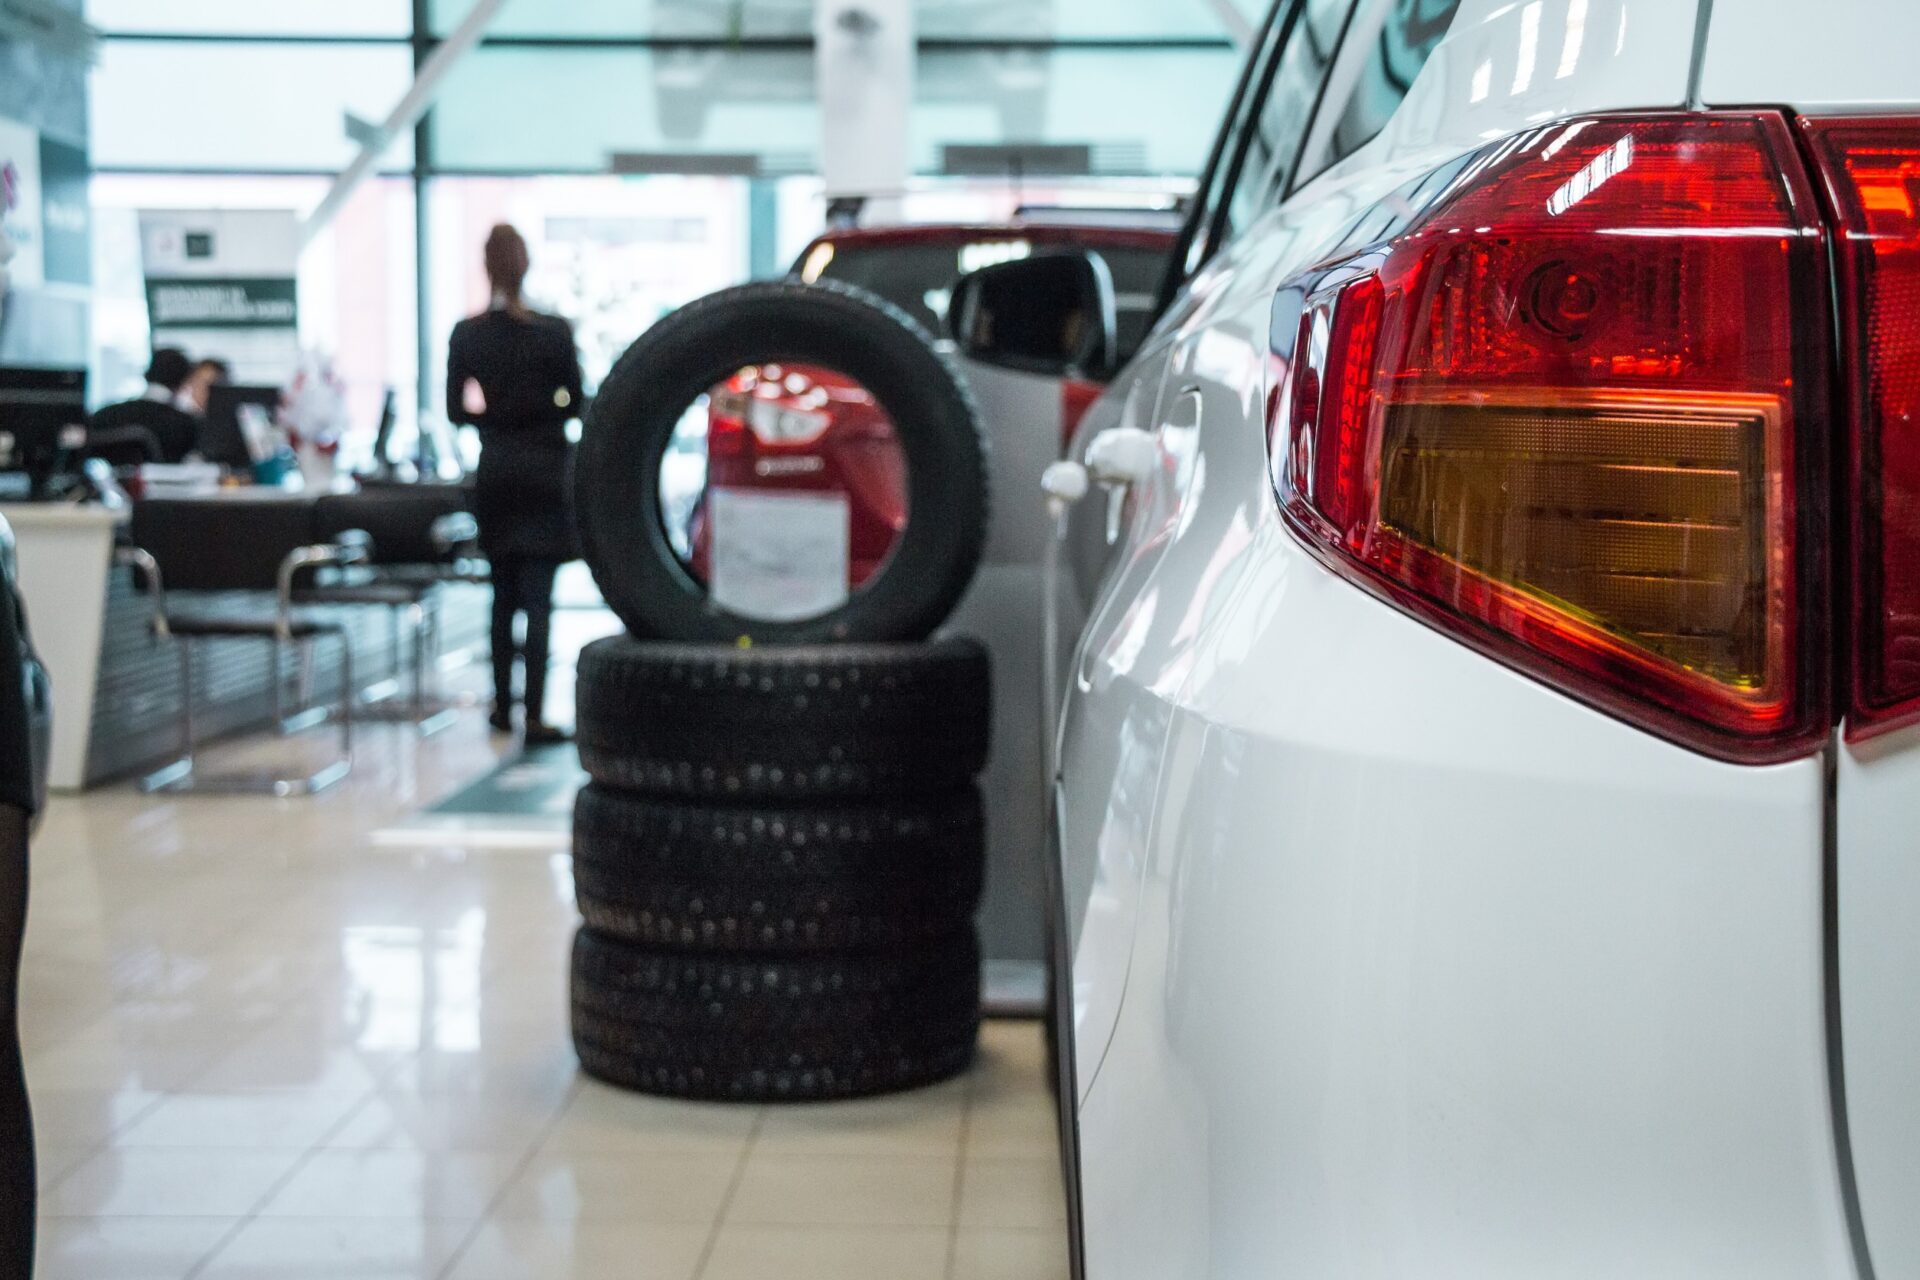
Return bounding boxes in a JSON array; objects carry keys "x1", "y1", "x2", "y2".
[
  {"x1": 1152, "y1": 0, "x2": 1370, "y2": 320},
  {"x1": 1152, "y1": 0, "x2": 1296, "y2": 318},
  {"x1": 1289, "y1": 0, "x2": 1463, "y2": 195},
  {"x1": 1222, "y1": 0, "x2": 1364, "y2": 240}
]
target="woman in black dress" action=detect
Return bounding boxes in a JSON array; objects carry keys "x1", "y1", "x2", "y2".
[{"x1": 446, "y1": 225, "x2": 584, "y2": 744}]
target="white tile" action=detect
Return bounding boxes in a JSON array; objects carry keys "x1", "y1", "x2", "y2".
[
  {"x1": 196, "y1": 1217, "x2": 472, "y2": 1279},
  {"x1": 541, "y1": 1081, "x2": 758, "y2": 1156},
  {"x1": 44, "y1": 1147, "x2": 305, "y2": 1217},
  {"x1": 958, "y1": 1157, "x2": 1068, "y2": 1230},
  {"x1": 752, "y1": 1081, "x2": 966, "y2": 1157},
  {"x1": 115, "y1": 1090, "x2": 366, "y2": 1149},
  {"x1": 724, "y1": 1152, "x2": 958, "y2": 1228},
  {"x1": 701, "y1": 1224, "x2": 950, "y2": 1280},
  {"x1": 321, "y1": 1086, "x2": 560, "y2": 1155},
  {"x1": 493, "y1": 1151, "x2": 739, "y2": 1225},
  {"x1": 965, "y1": 1087, "x2": 1060, "y2": 1159},
  {"x1": 391, "y1": 1043, "x2": 578, "y2": 1104},
  {"x1": 255, "y1": 1149, "x2": 520, "y2": 1221},
  {"x1": 34, "y1": 1144, "x2": 102, "y2": 1188},
  {"x1": 188, "y1": 1012, "x2": 408, "y2": 1094},
  {"x1": 447, "y1": 1218, "x2": 709, "y2": 1280},
  {"x1": 33, "y1": 1215, "x2": 237, "y2": 1280},
  {"x1": 29, "y1": 1088, "x2": 165, "y2": 1149},
  {"x1": 951, "y1": 1226, "x2": 1073, "y2": 1280},
  {"x1": 969, "y1": 1021, "x2": 1053, "y2": 1105},
  {"x1": 24, "y1": 1019, "x2": 230, "y2": 1092},
  {"x1": 16, "y1": 698, "x2": 1071, "y2": 1277}
]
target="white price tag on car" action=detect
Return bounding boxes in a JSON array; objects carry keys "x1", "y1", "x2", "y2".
[{"x1": 708, "y1": 488, "x2": 851, "y2": 622}]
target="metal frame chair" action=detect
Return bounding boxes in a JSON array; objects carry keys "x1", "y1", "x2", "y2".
[
  {"x1": 120, "y1": 537, "x2": 366, "y2": 797},
  {"x1": 299, "y1": 503, "x2": 481, "y2": 735}
]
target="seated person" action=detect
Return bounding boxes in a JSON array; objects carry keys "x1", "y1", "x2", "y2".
[
  {"x1": 180, "y1": 358, "x2": 230, "y2": 421},
  {"x1": 89, "y1": 349, "x2": 200, "y2": 463}
]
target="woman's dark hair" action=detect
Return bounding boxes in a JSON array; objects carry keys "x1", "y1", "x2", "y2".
[
  {"x1": 484, "y1": 224, "x2": 530, "y2": 304},
  {"x1": 145, "y1": 348, "x2": 192, "y2": 391}
]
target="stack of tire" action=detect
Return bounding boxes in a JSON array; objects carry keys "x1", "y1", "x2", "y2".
[{"x1": 566, "y1": 281, "x2": 994, "y2": 1102}]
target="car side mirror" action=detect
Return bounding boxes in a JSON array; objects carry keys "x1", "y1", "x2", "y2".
[{"x1": 949, "y1": 251, "x2": 1118, "y2": 382}]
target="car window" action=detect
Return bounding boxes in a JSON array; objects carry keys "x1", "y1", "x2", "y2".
[
  {"x1": 1099, "y1": 246, "x2": 1178, "y2": 362},
  {"x1": 1321, "y1": 0, "x2": 1461, "y2": 170},
  {"x1": 804, "y1": 239, "x2": 1172, "y2": 365},
  {"x1": 1224, "y1": 0, "x2": 1359, "y2": 235},
  {"x1": 1169, "y1": 0, "x2": 1293, "y2": 290},
  {"x1": 802, "y1": 240, "x2": 984, "y2": 333}
]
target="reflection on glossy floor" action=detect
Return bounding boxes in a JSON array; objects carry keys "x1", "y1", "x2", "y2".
[{"x1": 21, "y1": 697, "x2": 1067, "y2": 1278}]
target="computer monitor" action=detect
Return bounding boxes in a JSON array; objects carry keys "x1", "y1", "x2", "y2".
[
  {"x1": 369, "y1": 389, "x2": 398, "y2": 473},
  {"x1": 201, "y1": 384, "x2": 281, "y2": 469},
  {"x1": 0, "y1": 368, "x2": 88, "y2": 498}
]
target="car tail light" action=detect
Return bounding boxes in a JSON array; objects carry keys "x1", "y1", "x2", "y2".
[
  {"x1": 1272, "y1": 113, "x2": 1831, "y2": 762},
  {"x1": 1803, "y1": 119, "x2": 1920, "y2": 740},
  {"x1": 707, "y1": 401, "x2": 751, "y2": 460}
]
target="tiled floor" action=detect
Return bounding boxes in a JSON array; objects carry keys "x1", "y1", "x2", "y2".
[{"x1": 19, "y1": 676, "x2": 1067, "y2": 1278}]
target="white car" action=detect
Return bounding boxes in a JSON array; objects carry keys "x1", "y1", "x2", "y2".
[{"x1": 951, "y1": 0, "x2": 1920, "y2": 1275}]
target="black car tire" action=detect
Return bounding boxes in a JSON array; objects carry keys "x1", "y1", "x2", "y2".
[
  {"x1": 571, "y1": 927, "x2": 981, "y2": 1101},
  {"x1": 575, "y1": 280, "x2": 988, "y2": 644},
  {"x1": 573, "y1": 636, "x2": 991, "y2": 801},
  {"x1": 573, "y1": 784, "x2": 985, "y2": 954}
]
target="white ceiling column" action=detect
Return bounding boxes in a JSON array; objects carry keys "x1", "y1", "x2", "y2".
[{"x1": 815, "y1": 0, "x2": 915, "y2": 221}]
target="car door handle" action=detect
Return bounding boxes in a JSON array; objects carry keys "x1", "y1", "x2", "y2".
[
  {"x1": 1082, "y1": 426, "x2": 1157, "y2": 544},
  {"x1": 1085, "y1": 426, "x2": 1158, "y2": 488}
]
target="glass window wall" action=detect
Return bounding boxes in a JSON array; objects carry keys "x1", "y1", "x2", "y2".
[
  {"x1": 432, "y1": 0, "x2": 1248, "y2": 41},
  {"x1": 86, "y1": 0, "x2": 411, "y2": 37},
  {"x1": 91, "y1": 41, "x2": 416, "y2": 173},
  {"x1": 431, "y1": 47, "x2": 819, "y2": 174}
]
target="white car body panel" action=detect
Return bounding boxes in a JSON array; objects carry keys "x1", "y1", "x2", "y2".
[
  {"x1": 1699, "y1": 2, "x2": 1920, "y2": 114},
  {"x1": 1837, "y1": 732, "x2": 1920, "y2": 1280},
  {"x1": 1051, "y1": 0, "x2": 1896, "y2": 1274},
  {"x1": 1699, "y1": 9, "x2": 1920, "y2": 1279}
]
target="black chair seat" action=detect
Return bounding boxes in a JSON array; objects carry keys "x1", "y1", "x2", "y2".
[
  {"x1": 293, "y1": 581, "x2": 432, "y2": 608},
  {"x1": 164, "y1": 614, "x2": 344, "y2": 639},
  {"x1": 385, "y1": 564, "x2": 489, "y2": 586}
]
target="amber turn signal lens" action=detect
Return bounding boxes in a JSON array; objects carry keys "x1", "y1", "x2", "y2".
[{"x1": 1378, "y1": 397, "x2": 1774, "y2": 689}]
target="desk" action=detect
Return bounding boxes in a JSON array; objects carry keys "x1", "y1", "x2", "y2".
[{"x1": 0, "y1": 502, "x2": 127, "y2": 791}]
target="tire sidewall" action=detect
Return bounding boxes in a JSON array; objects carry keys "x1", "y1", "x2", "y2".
[{"x1": 577, "y1": 281, "x2": 988, "y2": 644}]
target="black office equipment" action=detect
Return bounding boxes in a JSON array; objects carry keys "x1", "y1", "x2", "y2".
[
  {"x1": 0, "y1": 368, "x2": 88, "y2": 498},
  {"x1": 369, "y1": 389, "x2": 398, "y2": 472},
  {"x1": 201, "y1": 383, "x2": 281, "y2": 469}
]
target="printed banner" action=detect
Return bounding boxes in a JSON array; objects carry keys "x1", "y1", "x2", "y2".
[
  {"x1": 139, "y1": 209, "x2": 300, "y2": 385},
  {"x1": 145, "y1": 277, "x2": 298, "y2": 329}
]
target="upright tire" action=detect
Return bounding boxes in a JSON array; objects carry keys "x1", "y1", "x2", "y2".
[
  {"x1": 571, "y1": 927, "x2": 981, "y2": 1101},
  {"x1": 574, "y1": 785, "x2": 984, "y2": 954},
  {"x1": 574, "y1": 636, "x2": 991, "y2": 802},
  {"x1": 575, "y1": 280, "x2": 988, "y2": 644}
]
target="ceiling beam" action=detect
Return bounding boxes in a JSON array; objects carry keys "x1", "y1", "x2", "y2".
[
  {"x1": 1200, "y1": 0, "x2": 1255, "y2": 46},
  {"x1": 298, "y1": 0, "x2": 508, "y2": 248}
]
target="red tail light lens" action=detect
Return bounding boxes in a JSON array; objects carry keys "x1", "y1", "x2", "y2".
[
  {"x1": 1804, "y1": 119, "x2": 1920, "y2": 740},
  {"x1": 1272, "y1": 114, "x2": 1830, "y2": 762}
]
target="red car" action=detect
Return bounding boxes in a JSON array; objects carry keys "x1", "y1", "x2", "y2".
[
  {"x1": 688, "y1": 362, "x2": 908, "y2": 588},
  {"x1": 683, "y1": 216, "x2": 1179, "y2": 595}
]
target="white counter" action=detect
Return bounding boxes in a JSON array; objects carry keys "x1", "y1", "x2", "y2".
[{"x1": 0, "y1": 502, "x2": 127, "y2": 791}]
